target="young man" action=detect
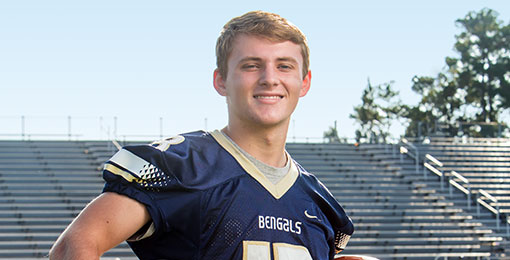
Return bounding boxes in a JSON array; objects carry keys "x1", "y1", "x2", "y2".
[{"x1": 50, "y1": 11, "x2": 354, "y2": 260}]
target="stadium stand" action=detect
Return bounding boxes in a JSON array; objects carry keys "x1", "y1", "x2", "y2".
[
  {"x1": 0, "y1": 138, "x2": 508, "y2": 259},
  {"x1": 287, "y1": 142, "x2": 506, "y2": 259},
  {"x1": 413, "y1": 137, "x2": 510, "y2": 244},
  {"x1": 0, "y1": 140, "x2": 135, "y2": 259}
]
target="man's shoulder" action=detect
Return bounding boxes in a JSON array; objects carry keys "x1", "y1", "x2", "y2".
[
  {"x1": 105, "y1": 130, "x2": 243, "y2": 190},
  {"x1": 120, "y1": 130, "x2": 214, "y2": 161},
  {"x1": 293, "y1": 161, "x2": 320, "y2": 184},
  {"x1": 293, "y1": 160, "x2": 336, "y2": 197}
]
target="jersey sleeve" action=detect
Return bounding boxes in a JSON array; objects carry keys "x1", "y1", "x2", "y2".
[
  {"x1": 296, "y1": 165, "x2": 354, "y2": 256},
  {"x1": 101, "y1": 136, "x2": 200, "y2": 241},
  {"x1": 316, "y1": 179, "x2": 354, "y2": 255}
]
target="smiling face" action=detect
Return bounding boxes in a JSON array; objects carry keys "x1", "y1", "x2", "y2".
[{"x1": 214, "y1": 34, "x2": 311, "y2": 130}]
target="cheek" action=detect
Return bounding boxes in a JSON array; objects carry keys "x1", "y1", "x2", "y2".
[
  {"x1": 289, "y1": 79, "x2": 306, "y2": 95},
  {"x1": 228, "y1": 79, "x2": 253, "y2": 97}
]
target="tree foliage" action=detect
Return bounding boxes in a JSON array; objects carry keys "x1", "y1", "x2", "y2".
[
  {"x1": 349, "y1": 8, "x2": 509, "y2": 139},
  {"x1": 350, "y1": 79, "x2": 402, "y2": 143},
  {"x1": 323, "y1": 125, "x2": 340, "y2": 143},
  {"x1": 403, "y1": 73, "x2": 463, "y2": 137},
  {"x1": 323, "y1": 120, "x2": 341, "y2": 143},
  {"x1": 404, "y1": 8, "x2": 510, "y2": 137},
  {"x1": 450, "y1": 8, "x2": 510, "y2": 122}
]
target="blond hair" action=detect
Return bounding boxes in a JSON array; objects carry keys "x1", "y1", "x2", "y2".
[{"x1": 216, "y1": 11, "x2": 310, "y2": 79}]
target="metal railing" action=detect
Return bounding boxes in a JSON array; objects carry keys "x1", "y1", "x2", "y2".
[
  {"x1": 399, "y1": 138, "x2": 419, "y2": 173},
  {"x1": 423, "y1": 154, "x2": 444, "y2": 187},
  {"x1": 458, "y1": 121, "x2": 505, "y2": 138},
  {"x1": 401, "y1": 138, "x2": 510, "y2": 239},
  {"x1": 449, "y1": 170, "x2": 472, "y2": 210},
  {"x1": 0, "y1": 115, "x2": 329, "y2": 143},
  {"x1": 476, "y1": 189, "x2": 510, "y2": 237},
  {"x1": 423, "y1": 155, "x2": 474, "y2": 213},
  {"x1": 477, "y1": 189, "x2": 501, "y2": 230}
]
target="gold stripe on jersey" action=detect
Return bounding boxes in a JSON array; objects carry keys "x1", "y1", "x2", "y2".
[
  {"x1": 104, "y1": 163, "x2": 139, "y2": 183},
  {"x1": 210, "y1": 130, "x2": 299, "y2": 200}
]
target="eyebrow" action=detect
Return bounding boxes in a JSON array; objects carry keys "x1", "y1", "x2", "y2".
[
  {"x1": 276, "y1": 57, "x2": 299, "y2": 64},
  {"x1": 239, "y1": 57, "x2": 262, "y2": 63},
  {"x1": 239, "y1": 56, "x2": 299, "y2": 64}
]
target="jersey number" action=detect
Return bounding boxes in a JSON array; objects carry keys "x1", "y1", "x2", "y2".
[
  {"x1": 152, "y1": 135, "x2": 185, "y2": 152},
  {"x1": 243, "y1": 241, "x2": 312, "y2": 260}
]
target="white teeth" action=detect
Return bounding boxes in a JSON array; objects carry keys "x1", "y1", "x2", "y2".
[{"x1": 254, "y1": 96, "x2": 282, "y2": 99}]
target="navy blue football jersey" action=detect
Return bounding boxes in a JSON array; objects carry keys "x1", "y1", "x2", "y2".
[{"x1": 102, "y1": 130, "x2": 354, "y2": 260}]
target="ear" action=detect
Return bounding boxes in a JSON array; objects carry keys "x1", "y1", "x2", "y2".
[
  {"x1": 213, "y1": 69, "x2": 227, "y2": 96},
  {"x1": 299, "y1": 70, "x2": 311, "y2": 97}
]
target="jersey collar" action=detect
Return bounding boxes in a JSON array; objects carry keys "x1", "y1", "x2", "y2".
[{"x1": 210, "y1": 130, "x2": 299, "y2": 199}]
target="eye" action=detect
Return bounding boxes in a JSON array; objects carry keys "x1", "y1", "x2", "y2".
[
  {"x1": 241, "y1": 63, "x2": 260, "y2": 70},
  {"x1": 278, "y1": 64, "x2": 294, "y2": 71}
]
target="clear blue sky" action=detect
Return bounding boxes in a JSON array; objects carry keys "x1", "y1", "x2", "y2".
[{"x1": 1, "y1": 1, "x2": 509, "y2": 140}]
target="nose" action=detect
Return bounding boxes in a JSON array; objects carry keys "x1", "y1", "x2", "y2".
[{"x1": 259, "y1": 66, "x2": 279, "y2": 87}]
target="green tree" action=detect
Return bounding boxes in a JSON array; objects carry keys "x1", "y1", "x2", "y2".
[
  {"x1": 351, "y1": 79, "x2": 402, "y2": 143},
  {"x1": 323, "y1": 121, "x2": 341, "y2": 143},
  {"x1": 405, "y1": 8, "x2": 510, "y2": 137},
  {"x1": 404, "y1": 73, "x2": 463, "y2": 137},
  {"x1": 448, "y1": 8, "x2": 510, "y2": 122}
]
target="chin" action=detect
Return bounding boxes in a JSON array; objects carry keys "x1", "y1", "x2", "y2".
[{"x1": 255, "y1": 118, "x2": 290, "y2": 129}]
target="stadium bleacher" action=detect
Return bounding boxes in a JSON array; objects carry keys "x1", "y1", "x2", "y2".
[
  {"x1": 287, "y1": 142, "x2": 506, "y2": 259},
  {"x1": 0, "y1": 138, "x2": 508, "y2": 259},
  {"x1": 415, "y1": 137, "x2": 510, "y2": 238},
  {"x1": 0, "y1": 140, "x2": 134, "y2": 259}
]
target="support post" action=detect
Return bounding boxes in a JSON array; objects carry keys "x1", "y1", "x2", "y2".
[
  {"x1": 68, "y1": 116, "x2": 72, "y2": 140},
  {"x1": 160, "y1": 117, "x2": 163, "y2": 138},
  {"x1": 21, "y1": 115, "x2": 25, "y2": 140}
]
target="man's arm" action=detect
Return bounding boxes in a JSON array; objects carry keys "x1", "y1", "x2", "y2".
[{"x1": 49, "y1": 192, "x2": 151, "y2": 260}]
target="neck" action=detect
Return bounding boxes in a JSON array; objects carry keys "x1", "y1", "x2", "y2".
[{"x1": 222, "y1": 121, "x2": 289, "y2": 167}]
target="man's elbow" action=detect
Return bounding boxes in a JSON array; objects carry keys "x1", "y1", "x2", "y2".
[
  {"x1": 49, "y1": 234, "x2": 100, "y2": 260},
  {"x1": 49, "y1": 236, "x2": 68, "y2": 260}
]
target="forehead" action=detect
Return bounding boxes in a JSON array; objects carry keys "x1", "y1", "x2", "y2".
[{"x1": 229, "y1": 34, "x2": 303, "y2": 64}]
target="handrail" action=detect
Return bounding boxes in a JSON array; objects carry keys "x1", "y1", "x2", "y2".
[
  {"x1": 423, "y1": 154, "x2": 444, "y2": 189},
  {"x1": 477, "y1": 189, "x2": 501, "y2": 229},
  {"x1": 400, "y1": 138, "x2": 419, "y2": 173},
  {"x1": 423, "y1": 156, "x2": 473, "y2": 210},
  {"x1": 425, "y1": 154, "x2": 443, "y2": 167},
  {"x1": 449, "y1": 171, "x2": 472, "y2": 210}
]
